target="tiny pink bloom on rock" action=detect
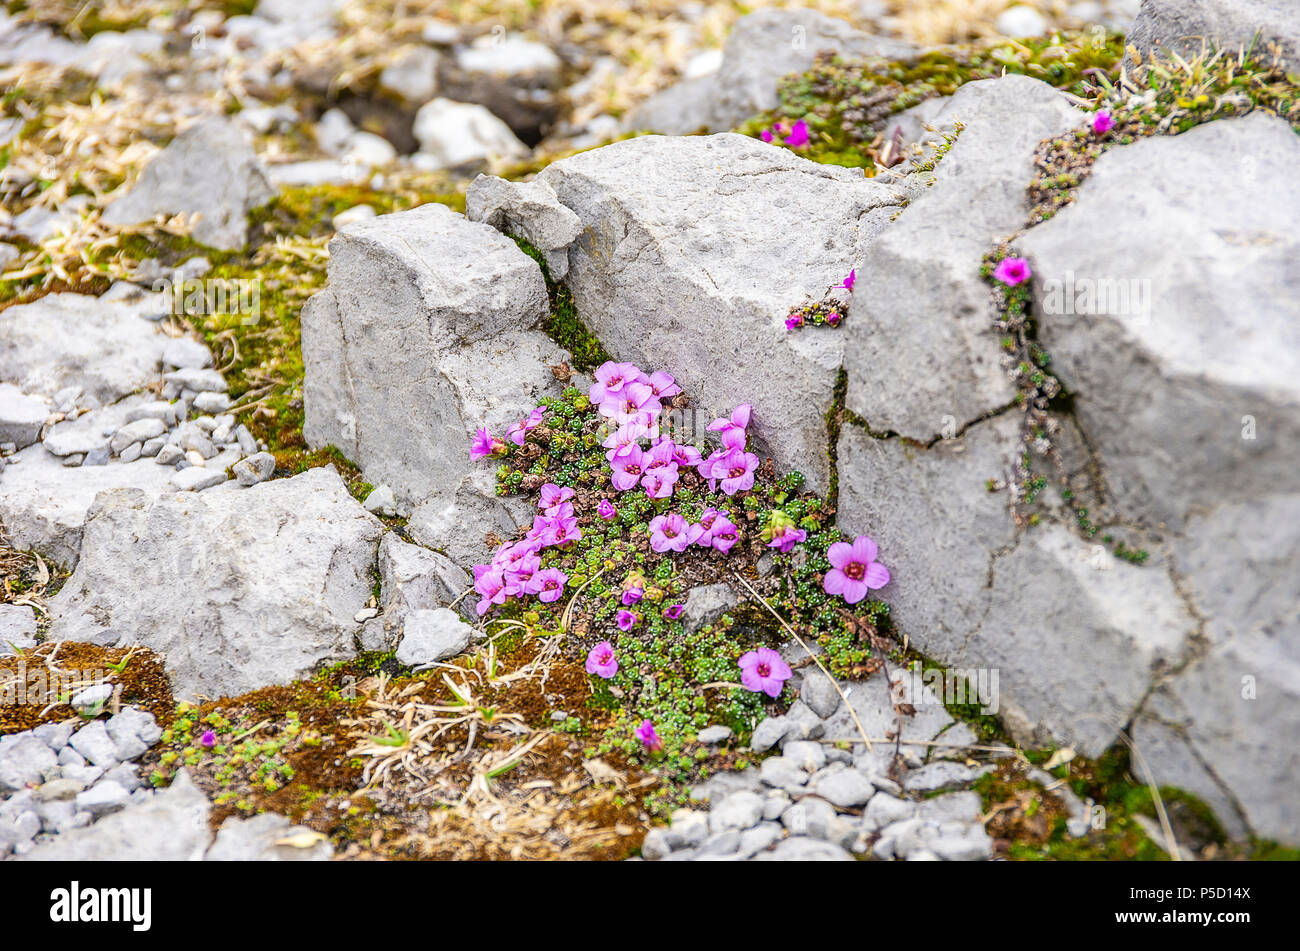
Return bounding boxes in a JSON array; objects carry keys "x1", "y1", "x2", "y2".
[
  {"x1": 760, "y1": 128, "x2": 774, "y2": 143},
  {"x1": 785, "y1": 313, "x2": 804, "y2": 330},
  {"x1": 739, "y1": 647, "x2": 792, "y2": 698},
  {"x1": 825, "y1": 311, "x2": 842, "y2": 327},
  {"x1": 1092, "y1": 109, "x2": 1115, "y2": 135},
  {"x1": 785, "y1": 119, "x2": 810, "y2": 148},
  {"x1": 993, "y1": 257, "x2": 1031, "y2": 286},
  {"x1": 617, "y1": 609, "x2": 639, "y2": 631},
  {"x1": 200, "y1": 730, "x2": 217, "y2": 749},
  {"x1": 843, "y1": 268, "x2": 856, "y2": 292},
  {"x1": 636, "y1": 719, "x2": 663, "y2": 753},
  {"x1": 585, "y1": 641, "x2": 619, "y2": 679},
  {"x1": 824, "y1": 535, "x2": 891, "y2": 604},
  {"x1": 598, "y1": 499, "x2": 617, "y2": 520},
  {"x1": 470, "y1": 427, "x2": 498, "y2": 460}
]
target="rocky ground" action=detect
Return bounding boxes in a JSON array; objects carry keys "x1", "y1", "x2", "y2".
[{"x1": 1, "y1": 0, "x2": 1297, "y2": 861}]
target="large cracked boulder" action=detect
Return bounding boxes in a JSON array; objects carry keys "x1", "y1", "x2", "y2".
[
  {"x1": 837, "y1": 108, "x2": 1300, "y2": 842},
  {"x1": 1020, "y1": 113, "x2": 1300, "y2": 532},
  {"x1": 842, "y1": 75, "x2": 1082, "y2": 440},
  {"x1": 1127, "y1": 0, "x2": 1300, "y2": 67},
  {"x1": 46, "y1": 467, "x2": 382, "y2": 699},
  {"x1": 102, "y1": 118, "x2": 273, "y2": 251},
  {"x1": 514, "y1": 132, "x2": 908, "y2": 495},
  {"x1": 301, "y1": 202, "x2": 567, "y2": 567},
  {"x1": 627, "y1": 9, "x2": 913, "y2": 134}
]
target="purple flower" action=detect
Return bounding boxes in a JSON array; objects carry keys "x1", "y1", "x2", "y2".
[
  {"x1": 712, "y1": 448, "x2": 760, "y2": 496},
  {"x1": 785, "y1": 313, "x2": 804, "y2": 331},
  {"x1": 539, "y1": 483, "x2": 574, "y2": 513},
  {"x1": 670, "y1": 441, "x2": 702, "y2": 468},
  {"x1": 470, "y1": 427, "x2": 501, "y2": 460},
  {"x1": 602, "y1": 420, "x2": 650, "y2": 460},
  {"x1": 610, "y1": 445, "x2": 646, "y2": 492},
  {"x1": 843, "y1": 268, "x2": 856, "y2": 292},
  {"x1": 589, "y1": 361, "x2": 646, "y2": 407},
  {"x1": 824, "y1": 535, "x2": 891, "y2": 604},
  {"x1": 825, "y1": 311, "x2": 841, "y2": 327},
  {"x1": 692, "y1": 508, "x2": 728, "y2": 548},
  {"x1": 648, "y1": 512, "x2": 699, "y2": 553},
  {"x1": 785, "y1": 119, "x2": 810, "y2": 148},
  {"x1": 585, "y1": 641, "x2": 619, "y2": 679},
  {"x1": 1092, "y1": 109, "x2": 1115, "y2": 135},
  {"x1": 598, "y1": 499, "x2": 617, "y2": 520},
  {"x1": 640, "y1": 439, "x2": 680, "y2": 499},
  {"x1": 710, "y1": 515, "x2": 740, "y2": 554},
  {"x1": 617, "y1": 609, "x2": 639, "y2": 631},
  {"x1": 525, "y1": 567, "x2": 568, "y2": 603},
  {"x1": 506, "y1": 406, "x2": 546, "y2": 446},
  {"x1": 646, "y1": 371, "x2": 681, "y2": 400},
  {"x1": 993, "y1": 257, "x2": 1032, "y2": 286},
  {"x1": 474, "y1": 567, "x2": 508, "y2": 616},
  {"x1": 200, "y1": 730, "x2": 217, "y2": 749},
  {"x1": 738, "y1": 647, "x2": 792, "y2": 699},
  {"x1": 635, "y1": 719, "x2": 663, "y2": 752},
  {"x1": 768, "y1": 524, "x2": 807, "y2": 553},
  {"x1": 760, "y1": 128, "x2": 774, "y2": 143},
  {"x1": 707, "y1": 404, "x2": 751, "y2": 451},
  {"x1": 663, "y1": 604, "x2": 684, "y2": 621},
  {"x1": 621, "y1": 585, "x2": 644, "y2": 606}
]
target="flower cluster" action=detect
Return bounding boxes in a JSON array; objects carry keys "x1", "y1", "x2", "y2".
[
  {"x1": 785, "y1": 270, "x2": 855, "y2": 331},
  {"x1": 759, "y1": 118, "x2": 810, "y2": 149},
  {"x1": 471, "y1": 480, "x2": 576, "y2": 616}
]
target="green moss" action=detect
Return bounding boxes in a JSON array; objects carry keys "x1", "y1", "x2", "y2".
[
  {"x1": 737, "y1": 31, "x2": 1127, "y2": 170},
  {"x1": 513, "y1": 237, "x2": 611, "y2": 372}
]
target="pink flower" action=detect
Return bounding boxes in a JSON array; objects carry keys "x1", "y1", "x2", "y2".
[
  {"x1": 670, "y1": 441, "x2": 702, "y2": 468},
  {"x1": 738, "y1": 647, "x2": 792, "y2": 698},
  {"x1": 785, "y1": 119, "x2": 810, "y2": 148},
  {"x1": 621, "y1": 585, "x2": 643, "y2": 606},
  {"x1": 692, "y1": 508, "x2": 728, "y2": 548},
  {"x1": 200, "y1": 730, "x2": 217, "y2": 749},
  {"x1": 1092, "y1": 109, "x2": 1115, "y2": 135},
  {"x1": 824, "y1": 535, "x2": 891, "y2": 604},
  {"x1": 616, "y1": 609, "x2": 639, "y2": 631},
  {"x1": 474, "y1": 567, "x2": 508, "y2": 616},
  {"x1": 767, "y1": 524, "x2": 807, "y2": 553},
  {"x1": 785, "y1": 313, "x2": 804, "y2": 331},
  {"x1": 663, "y1": 604, "x2": 683, "y2": 620},
  {"x1": 843, "y1": 268, "x2": 856, "y2": 292},
  {"x1": 598, "y1": 499, "x2": 617, "y2": 520},
  {"x1": 539, "y1": 483, "x2": 574, "y2": 512},
  {"x1": 825, "y1": 311, "x2": 842, "y2": 327},
  {"x1": 712, "y1": 448, "x2": 759, "y2": 496},
  {"x1": 506, "y1": 406, "x2": 546, "y2": 445},
  {"x1": 710, "y1": 515, "x2": 740, "y2": 554},
  {"x1": 602, "y1": 420, "x2": 650, "y2": 460},
  {"x1": 993, "y1": 257, "x2": 1031, "y2": 286},
  {"x1": 635, "y1": 719, "x2": 663, "y2": 753},
  {"x1": 648, "y1": 512, "x2": 699, "y2": 553},
  {"x1": 760, "y1": 128, "x2": 774, "y2": 143},
  {"x1": 470, "y1": 427, "x2": 501, "y2": 460},
  {"x1": 708, "y1": 404, "x2": 751, "y2": 450},
  {"x1": 640, "y1": 439, "x2": 680, "y2": 499},
  {"x1": 646, "y1": 371, "x2": 681, "y2": 400},
  {"x1": 585, "y1": 641, "x2": 619, "y2": 679},
  {"x1": 610, "y1": 445, "x2": 646, "y2": 492},
  {"x1": 589, "y1": 361, "x2": 646, "y2": 407},
  {"x1": 525, "y1": 567, "x2": 567, "y2": 603}
]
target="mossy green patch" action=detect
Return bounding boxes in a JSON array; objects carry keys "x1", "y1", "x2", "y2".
[
  {"x1": 513, "y1": 237, "x2": 611, "y2": 372},
  {"x1": 738, "y1": 31, "x2": 1126, "y2": 170}
]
